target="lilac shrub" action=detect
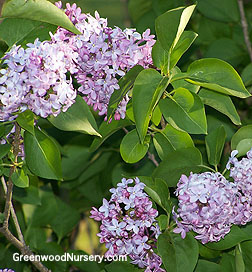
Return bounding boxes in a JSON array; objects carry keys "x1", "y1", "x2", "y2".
[
  {"x1": 54, "y1": 1, "x2": 155, "y2": 120},
  {"x1": 90, "y1": 177, "x2": 165, "y2": 272}
]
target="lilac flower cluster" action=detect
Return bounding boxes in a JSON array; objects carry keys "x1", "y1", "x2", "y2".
[
  {"x1": 0, "y1": 270, "x2": 15, "y2": 272},
  {"x1": 0, "y1": 38, "x2": 77, "y2": 121},
  {"x1": 173, "y1": 172, "x2": 238, "y2": 244},
  {"x1": 226, "y1": 148, "x2": 252, "y2": 225},
  {"x1": 90, "y1": 177, "x2": 164, "y2": 272},
  {"x1": 0, "y1": 2, "x2": 155, "y2": 121},
  {"x1": 54, "y1": 2, "x2": 155, "y2": 120}
]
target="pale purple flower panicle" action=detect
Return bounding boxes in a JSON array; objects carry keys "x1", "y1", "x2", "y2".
[
  {"x1": 226, "y1": 148, "x2": 252, "y2": 225},
  {"x1": 55, "y1": 2, "x2": 155, "y2": 121},
  {"x1": 0, "y1": 45, "x2": 30, "y2": 121},
  {"x1": 0, "y1": 269, "x2": 15, "y2": 272},
  {"x1": 90, "y1": 177, "x2": 164, "y2": 272},
  {"x1": 173, "y1": 172, "x2": 238, "y2": 244}
]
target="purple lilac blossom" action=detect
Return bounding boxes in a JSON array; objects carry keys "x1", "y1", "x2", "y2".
[
  {"x1": 0, "y1": 45, "x2": 30, "y2": 121},
  {"x1": 54, "y1": 1, "x2": 155, "y2": 120},
  {"x1": 0, "y1": 270, "x2": 15, "y2": 272},
  {"x1": 90, "y1": 177, "x2": 164, "y2": 272},
  {"x1": 173, "y1": 172, "x2": 238, "y2": 244},
  {"x1": 0, "y1": 38, "x2": 78, "y2": 120},
  {"x1": 226, "y1": 148, "x2": 252, "y2": 225}
]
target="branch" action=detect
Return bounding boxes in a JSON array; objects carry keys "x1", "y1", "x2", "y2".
[
  {"x1": 0, "y1": 122, "x2": 50, "y2": 272},
  {"x1": 3, "y1": 122, "x2": 20, "y2": 229},
  {"x1": 1, "y1": 176, "x2": 25, "y2": 244},
  {"x1": 238, "y1": 0, "x2": 252, "y2": 61},
  {"x1": 147, "y1": 151, "x2": 159, "y2": 167}
]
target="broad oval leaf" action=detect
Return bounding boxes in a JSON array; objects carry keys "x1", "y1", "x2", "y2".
[
  {"x1": 140, "y1": 176, "x2": 171, "y2": 214},
  {"x1": 197, "y1": 0, "x2": 240, "y2": 23},
  {"x1": 24, "y1": 128, "x2": 62, "y2": 180},
  {"x1": 170, "y1": 30, "x2": 198, "y2": 69},
  {"x1": 198, "y1": 88, "x2": 241, "y2": 125},
  {"x1": 132, "y1": 69, "x2": 167, "y2": 143},
  {"x1": 194, "y1": 260, "x2": 221, "y2": 272},
  {"x1": 206, "y1": 225, "x2": 252, "y2": 250},
  {"x1": 187, "y1": 58, "x2": 250, "y2": 98},
  {"x1": 0, "y1": 144, "x2": 11, "y2": 159},
  {"x1": 12, "y1": 168, "x2": 29, "y2": 188},
  {"x1": 154, "y1": 124, "x2": 194, "y2": 160},
  {"x1": 120, "y1": 129, "x2": 150, "y2": 163},
  {"x1": 159, "y1": 88, "x2": 207, "y2": 134},
  {"x1": 1, "y1": 0, "x2": 81, "y2": 34},
  {"x1": 16, "y1": 109, "x2": 35, "y2": 135},
  {"x1": 205, "y1": 125, "x2": 226, "y2": 167},
  {"x1": 155, "y1": 5, "x2": 196, "y2": 52},
  {"x1": 153, "y1": 147, "x2": 203, "y2": 186},
  {"x1": 48, "y1": 96, "x2": 101, "y2": 137},
  {"x1": 152, "y1": 40, "x2": 169, "y2": 74},
  {"x1": 231, "y1": 125, "x2": 252, "y2": 157},
  {"x1": 240, "y1": 241, "x2": 252, "y2": 272},
  {"x1": 157, "y1": 232, "x2": 198, "y2": 272}
]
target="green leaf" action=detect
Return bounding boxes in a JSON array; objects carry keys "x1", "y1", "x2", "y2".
[
  {"x1": 194, "y1": 260, "x2": 221, "y2": 272},
  {"x1": 197, "y1": 0, "x2": 240, "y2": 23},
  {"x1": 171, "y1": 67, "x2": 200, "y2": 93},
  {"x1": 159, "y1": 88, "x2": 207, "y2": 134},
  {"x1": 48, "y1": 96, "x2": 101, "y2": 137},
  {"x1": 1, "y1": 0, "x2": 81, "y2": 34},
  {"x1": 12, "y1": 168, "x2": 29, "y2": 188},
  {"x1": 0, "y1": 18, "x2": 40, "y2": 47},
  {"x1": 16, "y1": 110, "x2": 34, "y2": 135},
  {"x1": 199, "y1": 243, "x2": 221, "y2": 259},
  {"x1": 220, "y1": 254, "x2": 235, "y2": 272},
  {"x1": 241, "y1": 63, "x2": 252, "y2": 87},
  {"x1": 62, "y1": 145, "x2": 90, "y2": 180},
  {"x1": 120, "y1": 129, "x2": 150, "y2": 163},
  {"x1": 205, "y1": 125, "x2": 226, "y2": 167},
  {"x1": 24, "y1": 128, "x2": 62, "y2": 180},
  {"x1": 89, "y1": 118, "x2": 132, "y2": 152},
  {"x1": 13, "y1": 176, "x2": 41, "y2": 205},
  {"x1": 205, "y1": 38, "x2": 245, "y2": 67},
  {"x1": 157, "y1": 214, "x2": 168, "y2": 231},
  {"x1": 140, "y1": 176, "x2": 171, "y2": 213},
  {"x1": 198, "y1": 88, "x2": 241, "y2": 125},
  {"x1": 157, "y1": 232, "x2": 198, "y2": 272},
  {"x1": 240, "y1": 241, "x2": 252, "y2": 272},
  {"x1": 186, "y1": 58, "x2": 250, "y2": 98},
  {"x1": 155, "y1": 5, "x2": 196, "y2": 53},
  {"x1": 235, "y1": 244, "x2": 245, "y2": 272},
  {"x1": 128, "y1": 0, "x2": 152, "y2": 24},
  {"x1": 153, "y1": 133, "x2": 175, "y2": 160},
  {"x1": 50, "y1": 198, "x2": 80, "y2": 242},
  {"x1": 206, "y1": 225, "x2": 252, "y2": 250},
  {"x1": 107, "y1": 65, "x2": 144, "y2": 119},
  {"x1": 169, "y1": 31, "x2": 198, "y2": 69},
  {"x1": 151, "y1": 105, "x2": 162, "y2": 126},
  {"x1": 152, "y1": 147, "x2": 203, "y2": 186},
  {"x1": 152, "y1": 40, "x2": 169, "y2": 74},
  {"x1": 231, "y1": 125, "x2": 252, "y2": 157},
  {"x1": 0, "y1": 144, "x2": 11, "y2": 159},
  {"x1": 154, "y1": 124, "x2": 194, "y2": 160},
  {"x1": 132, "y1": 69, "x2": 167, "y2": 143}
]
